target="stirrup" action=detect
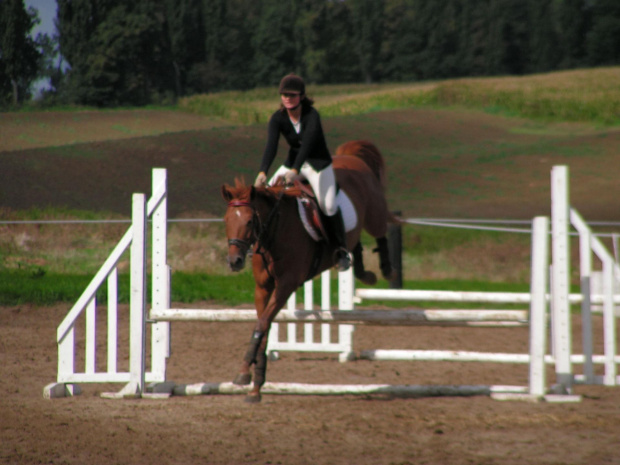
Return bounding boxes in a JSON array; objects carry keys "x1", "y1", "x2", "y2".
[{"x1": 334, "y1": 247, "x2": 352, "y2": 272}]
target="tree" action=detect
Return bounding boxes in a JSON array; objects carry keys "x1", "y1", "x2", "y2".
[
  {"x1": 57, "y1": 0, "x2": 174, "y2": 106},
  {"x1": 193, "y1": 0, "x2": 257, "y2": 92},
  {"x1": 486, "y1": 0, "x2": 529, "y2": 75},
  {"x1": 556, "y1": 0, "x2": 590, "y2": 69},
  {"x1": 586, "y1": 0, "x2": 620, "y2": 66},
  {"x1": 0, "y1": 0, "x2": 42, "y2": 105},
  {"x1": 527, "y1": 0, "x2": 559, "y2": 73},
  {"x1": 296, "y1": 0, "x2": 358, "y2": 84},
  {"x1": 252, "y1": 0, "x2": 299, "y2": 86},
  {"x1": 163, "y1": 0, "x2": 205, "y2": 97},
  {"x1": 348, "y1": 0, "x2": 385, "y2": 83},
  {"x1": 457, "y1": 0, "x2": 492, "y2": 76}
]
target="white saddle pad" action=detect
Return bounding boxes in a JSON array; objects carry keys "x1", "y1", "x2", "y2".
[{"x1": 297, "y1": 189, "x2": 358, "y2": 241}]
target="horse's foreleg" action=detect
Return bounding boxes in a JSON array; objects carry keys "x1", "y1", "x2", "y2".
[
  {"x1": 245, "y1": 326, "x2": 271, "y2": 403},
  {"x1": 233, "y1": 280, "x2": 273, "y2": 387},
  {"x1": 233, "y1": 329, "x2": 263, "y2": 386},
  {"x1": 374, "y1": 236, "x2": 398, "y2": 281},
  {"x1": 244, "y1": 282, "x2": 297, "y2": 403}
]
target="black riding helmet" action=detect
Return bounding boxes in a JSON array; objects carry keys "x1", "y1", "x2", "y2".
[{"x1": 278, "y1": 73, "x2": 305, "y2": 95}]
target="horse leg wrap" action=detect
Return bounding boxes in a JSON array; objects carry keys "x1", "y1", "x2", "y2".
[
  {"x1": 253, "y1": 352, "x2": 268, "y2": 388},
  {"x1": 374, "y1": 237, "x2": 393, "y2": 279},
  {"x1": 243, "y1": 330, "x2": 264, "y2": 365}
]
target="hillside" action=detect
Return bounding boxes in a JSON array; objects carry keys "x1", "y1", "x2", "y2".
[{"x1": 2, "y1": 107, "x2": 619, "y2": 221}]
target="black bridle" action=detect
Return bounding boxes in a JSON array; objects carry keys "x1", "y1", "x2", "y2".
[
  {"x1": 226, "y1": 190, "x2": 285, "y2": 259},
  {"x1": 226, "y1": 200, "x2": 258, "y2": 257}
]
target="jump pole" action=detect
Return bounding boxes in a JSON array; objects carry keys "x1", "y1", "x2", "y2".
[
  {"x1": 150, "y1": 308, "x2": 528, "y2": 325},
  {"x1": 551, "y1": 165, "x2": 573, "y2": 394},
  {"x1": 165, "y1": 382, "x2": 524, "y2": 398}
]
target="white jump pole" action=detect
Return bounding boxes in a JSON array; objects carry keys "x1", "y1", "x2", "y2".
[
  {"x1": 151, "y1": 308, "x2": 528, "y2": 324},
  {"x1": 551, "y1": 165, "x2": 573, "y2": 393},
  {"x1": 172, "y1": 381, "x2": 513, "y2": 398},
  {"x1": 110, "y1": 193, "x2": 148, "y2": 398},
  {"x1": 528, "y1": 216, "x2": 550, "y2": 397},
  {"x1": 150, "y1": 168, "x2": 170, "y2": 382}
]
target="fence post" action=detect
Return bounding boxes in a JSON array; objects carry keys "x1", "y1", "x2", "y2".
[
  {"x1": 151, "y1": 168, "x2": 170, "y2": 382},
  {"x1": 388, "y1": 211, "x2": 403, "y2": 289},
  {"x1": 551, "y1": 165, "x2": 573, "y2": 393},
  {"x1": 109, "y1": 193, "x2": 148, "y2": 398},
  {"x1": 529, "y1": 216, "x2": 549, "y2": 397}
]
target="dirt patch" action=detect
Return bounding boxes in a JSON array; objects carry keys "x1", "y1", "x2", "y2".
[{"x1": 1, "y1": 303, "x2": 619, "y2": 465}]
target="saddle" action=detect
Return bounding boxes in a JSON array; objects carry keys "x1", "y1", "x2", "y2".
[{"x1": 293, "y1": 180, "x2": 329, "y2": 242}]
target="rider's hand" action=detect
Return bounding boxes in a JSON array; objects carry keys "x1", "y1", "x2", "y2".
[
  {"x1": 254, "y1": 172, "x2": 267, "y2": 187},
  {"x1": 284, "y1": 169, "x2": 298, "y2": 185}
]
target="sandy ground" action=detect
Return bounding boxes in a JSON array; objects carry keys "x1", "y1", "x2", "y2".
[{"x1": 2, "y1": 303, "x2": 620, "y2": 465}]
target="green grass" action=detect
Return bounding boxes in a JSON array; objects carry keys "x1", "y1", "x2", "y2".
[
  {"x1": 0, "y1": 268, "x2": 541, "y2": 307},
  {"x1": 178, "y1": 67, "x2": 620, "y2": 127}
]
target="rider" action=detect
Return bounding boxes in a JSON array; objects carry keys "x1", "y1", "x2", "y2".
[{"x1": 253, "y1": 73, "x2": 351, "y2": 272}]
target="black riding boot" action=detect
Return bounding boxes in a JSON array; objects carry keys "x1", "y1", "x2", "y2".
[{"x1": 326, "y1": 209, "x2": 351, "y2": 272}]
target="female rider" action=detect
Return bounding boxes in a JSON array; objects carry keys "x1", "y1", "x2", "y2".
[{"x1": 253, "y1": 73, "x2": 351, "y2": 271}]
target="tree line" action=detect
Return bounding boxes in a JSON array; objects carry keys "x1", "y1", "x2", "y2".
[{"x1": 2, "y1": 0, "x2": 620, "y2": 108}]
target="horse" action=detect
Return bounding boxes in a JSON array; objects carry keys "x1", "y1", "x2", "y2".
[{"x1": 221, "y1": 140, "x2": 399, "y2": 403}]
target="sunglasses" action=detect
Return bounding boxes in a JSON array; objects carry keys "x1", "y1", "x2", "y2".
[{"x1": 281, "y1": 92, "x2": 301, "y2": 98}]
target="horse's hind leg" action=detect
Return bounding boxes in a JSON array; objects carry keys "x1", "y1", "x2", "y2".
[
  {"x1": 374, "y1": 237, "x2": 398, "y2": 281},
  {"x1": 352, "y1": 242, "x2": 377, "y2": 285}
]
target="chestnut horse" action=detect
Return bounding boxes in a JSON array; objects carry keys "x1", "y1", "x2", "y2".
[{"x1": 221, "y1": 140, "x2": 398, "y2": 402}]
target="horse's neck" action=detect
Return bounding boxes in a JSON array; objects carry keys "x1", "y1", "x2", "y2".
[{"x1": 255, "y1": 195, "x2": 298, "y2": 247}]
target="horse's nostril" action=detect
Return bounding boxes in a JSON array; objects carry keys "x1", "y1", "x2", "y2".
[{"x1": 228, "y1": 255, "x2": 245, "y2": 271}]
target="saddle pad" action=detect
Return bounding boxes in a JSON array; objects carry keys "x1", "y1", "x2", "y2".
[{"x1": 297, "y1": 189, "x2": 358, "y2": 241}]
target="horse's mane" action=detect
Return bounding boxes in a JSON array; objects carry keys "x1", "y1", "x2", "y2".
[
  {"x1": 334, "y1": 140, "x2": 387, "y2": 190},
  {"x1": 227, "y1": 178, "x2": 253, "y2": 201}
]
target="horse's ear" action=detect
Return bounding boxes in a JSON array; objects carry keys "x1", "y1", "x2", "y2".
[{"x1": 221, "y1": 184, "x2": 233, "y2": 202}]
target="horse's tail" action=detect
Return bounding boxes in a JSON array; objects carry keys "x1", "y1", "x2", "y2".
[{"x1": 334, "y1": 140, "x2": 387, "y2": 191}]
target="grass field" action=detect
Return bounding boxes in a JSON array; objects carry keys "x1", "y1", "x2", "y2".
[{"x1": 1, "y1": 67, "x2": 619, "y2": 304}]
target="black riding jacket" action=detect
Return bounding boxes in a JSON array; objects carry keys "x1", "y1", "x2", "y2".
[{"x1": 259, "y1": 104, "x2": 332, "y2": 175}]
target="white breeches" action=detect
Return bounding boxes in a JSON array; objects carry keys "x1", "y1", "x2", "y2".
[{"x1": 268, "y1": 163, "x2": 338, "y2": 216}]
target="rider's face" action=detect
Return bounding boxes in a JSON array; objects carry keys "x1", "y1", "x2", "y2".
[{"x1": 281, "y1": 92, "x2": 301, "y2": 110}]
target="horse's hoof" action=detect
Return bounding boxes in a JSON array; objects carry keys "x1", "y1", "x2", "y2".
[
  {"x1": 356, "y1": 271, "x2": 377, "y2": 286},
  {"x1": 233, "y1": 373, "x2": 252, "y2": 385},
  {"x1": 382, "y1": 268, "x2": 399, "y2": 281},
  {"x1": 244, "y1": 393, "x2": 262, "y2": 403}
]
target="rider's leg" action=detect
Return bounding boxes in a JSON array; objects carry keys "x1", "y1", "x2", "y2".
[{"x1": 301, "y1": 163, "x2": 351, "y2": 271}]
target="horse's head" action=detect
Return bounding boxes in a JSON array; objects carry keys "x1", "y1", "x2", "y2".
[{"x1": 221, "y1": 180, "x2": 257, "y2": 272}]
